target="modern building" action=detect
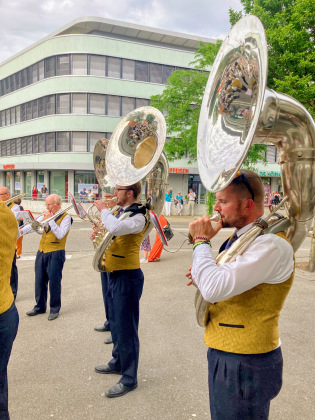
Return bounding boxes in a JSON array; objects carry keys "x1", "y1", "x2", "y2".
[{"x1": 0, "y1": 16, "x2": 281, "y2": 204}]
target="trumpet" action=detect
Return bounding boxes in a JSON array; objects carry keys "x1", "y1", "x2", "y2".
[
  {"x1": 4, "y1": 193, "x2": 27, "y2": 205},
  {"x1": 31, "y1": 205, "x2": 73, "y2": 234}
]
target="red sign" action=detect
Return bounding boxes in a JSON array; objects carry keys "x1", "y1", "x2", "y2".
[
  {"x1": 169, "y1": 168, "x2": 189, "y2": 174},
  {"x1": 3, "y1": 164, "x2": 15, "y2": 169}
]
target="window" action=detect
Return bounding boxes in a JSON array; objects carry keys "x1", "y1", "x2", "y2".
[
  {"x1": 72, "y1": 93, "x2": 87, "y2": 114},
  {"x1": 38, "y1": 60, "x2": 44, "y2": 80},
  {"x1": 46, "y1": 95, "x2": 55, "y2": 115},
  {"x1": 163, "y1": 65, "x2": 175, "y2": 84},
  {"x1": 32, "y1": 99, "x2": 38, "y2": 119},
  {"x1": 56, "y1": 94, "x2": 70, "y2": 114},
  {"x1": 32, "y1": 63, "x2": 39, "y2": 83},
  {"x1": 122, "y1": 97, "x2": 135, "y2": 115},
  {"x1": 33, "y1": 135, "x2": 38, "y2": 153},
  {"x1": 10, "y1": 75, "x2": 15, "y2": 92},
  {"x1": 15, "y1": 73, "x2": 21, "y2": 90},
  {"x1": 10, "y1": 108, "x2": 16, "y2": 125},
  {"x1": 26, "y1": 66, "x2": 33, "y2": 85},
  {"x1": 16, "y1": 138, "x2": 21, "y2": 155},
  {"x1": 89, "y1": 132, "x2": 105, "y2": 152},
  {"x1": 10, "y1": 139, "x2": 16, "y2": 156},
  {"x1": 16, "y1": 106, "x2": 20, "y2": 123},
  {"x1": 20, "y1": 104, "x2": 26, "y2": 122},
  {"x1": 26, "y1": 101, "x2": 32, "y2": 120},
  {"x1": 136, "y1": 98, "x2": 150, "y2": 108},
  {"x1": 107, "y1": 57, "x2": 121, "y2": 78},
  {"x1": 72, "y1": 132, "x2": 87, "y2": 152},
  {"x1": 150, "y1": 63, "x2": 162, "y2": 83},
  {"x1": 21, "y1": 137, "x2": 27, "y2": 155},
  {"x1": 38, "y1": 97, "x2": 45, "y2": 117},
  {"x1": 135, "y1": 61, "x2": 148, "y2": 82},
  {"x1": 20, "y1": 69, "x2": 27, "y2": 87},
  {"x1": 107, "y1": 95, "x2": 120, "y2": 117},
  {"x1": 45, "y1": 57, "x2": 56, "y2": 78},
  {"x1": 89, "y1": 94, "x2": 105, "y2": 114},
  {"x1": 1, "y1": 111, "x2": 5, "y2": 127},
  {"x1": 5, "y1": 109, "x2": 10, "y2": 125},
  {"x1": 26, "y1": 136, "x2": 33, "y2": 154},
  {"x1": 122, "y1": 59, "x2": 135, "y2": 80},
  {"x1": 57, "y1": 55, "x2": 70, "y2": 76},
  {"x1": 72, "y1": 54, "x2": 87, "y2": 75},
  {"x1": 38, "y1": 134, "x2": 45, "y2": 153},
  {"x1": 46, "y1": 133, "x2": 56, "y2": 152},
  {"x1": 90, "y1": 55, "x2": 106, "y2": 76},
  {"x1": 56, "y1": 132, "x2": 70, "y2": 152}
]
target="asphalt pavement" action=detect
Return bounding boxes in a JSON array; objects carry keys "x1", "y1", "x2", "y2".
[{"x1": 9, "y1": 215, "x2": 315, "y2": 420}]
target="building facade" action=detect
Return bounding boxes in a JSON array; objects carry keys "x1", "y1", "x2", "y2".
[{"x1": 0, "y1": 17, "x2": 281, "y2": 204}]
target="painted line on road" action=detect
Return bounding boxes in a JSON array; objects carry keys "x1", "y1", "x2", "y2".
[{"x1": 18, "y1": 255, "x2": 73, "y2": 261}]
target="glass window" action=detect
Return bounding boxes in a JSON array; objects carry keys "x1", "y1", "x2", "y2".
[
  {"x1": 1, "y1": 141, "x2": 6, "y2": 157},
  {"x1": 56, "y1": 132, "x2": 70, "y2": 152},
  {"x1": 46, "y1": 133, "x2": 56, "y2": 152},
  {"x1": 72, "y1": 132, "x2": 87, "y2": 152},
  {"x1": 107, "y1": 57, "x2": 121, "y2": 78},
  {"x1": 10, "y1": 139, "x2": 16, "y2": 156},
  {"x1": 38, "y1": 60, "x2": 44, "y2": 80},
  {"x1": 136, "y1": 98, "x2": 150, "y2": 108},
  {"x1": 89, "y1": 94, "x2": 105, "y2": 114},
  {"x1": 49, "y1": 171, "x2": 65, "y2": 197},
  {"x1": 46, "y1": 95, "x2": 55, "y2": 115},
  {"x1": 72, "y1": 54, "x2": 87, "y2": 75},
  {"x1": 16, "y1": 138, "x2": 21, "y2": 155},
  {"x1": 33, "y1": 135, "x2": 38, "y2": 153},
  {"x1": 38, "y1": 134, "x2": 45, "y2": 153},
  {"x1": 20, "y1": 69, "x2": 27, "y2": 87},
  {"x1": 45, "y1": 57, "x2": 56, "y2": 78},
  {"x1": 10, "y1": 75, "x2": 15, "y2": 92},
  {"x1": 26, "y1": 101, "x2": 32, "y2": 120},
  {"x1": 0, "y1": 111, "x2": 2, "y2": 127},
  {"x1": 15, "y1": 72, "x2": 21, "y2": 90},
  {"x1": 1, "y1": 110, "x2": 5, "y2": 127},
  {"x1": 150, "y1": 63, "x2": 163, "y2": 83},
  {"x1": 32, "y1": 99, "x2": 38, "y2": 119},
  {"x1": 122, "y1": 59, "x2": 135, "y2": 80},
  {"x1": 16, "y1": 106, "x2": 20, "y2": 123},
  {"x1": 90, "y1": 55, "x2": 106, "y2": 76},
  {"x1": 26, "y1": 67, "x2": 33, "y2": 85},
  {"x1": 14, "y1": 171, "x2": 21, "y2": 193},
  {"x1": 26, "y1": 136, "x2": 32, "y2": 154},
  {"x1": 21, "y1": 104, "x2": 27, "y2": 122},
  {"x1": 21, "y1": 137, "x2": 27, "y2": 155},
  {"x1": 56, "y1": 94, "x2": 70, "y2": 114},
  {"x1": 25, "y1": 171, "x2": 32, "y2": 196},
  {"x1": 38, "y1": 97, "x2": 45, "y2": 117},
  {"x1": 57, "y1": 55, "x2": 70, "y2": 76},
  {"x1": 6, "y1": 141, "x2": 10, "y2": 156},
  {"x1": 163, "y1": 65, "x2": 175, "y2": 84},
  {"x1": 267, "y1": 145, "x2": 276, "y2": 163},
  {"x1": 72, "y1": 93, "x2": 87, "y2": 114},
  {"x1": 5, "y1": 109, "x2": 10, "y2": 125},
  {"x1": 122, "y1": 97, "x2": 135, "y2": 115},
  {"x1": 32, "y1": 63, "x2": 39, "y2": 83},
  {"x1": 37, "y1": 170, "x2": 44, "y2": 184},
  {"x1": 135, "y1": 61, "x2": 149, "y2": 82},
  {"x1": 10, "y1": 108, "x2": 16, "y2": 125},
  {"x1": 74, "y1": 170, "x2": 98, "y2": 200},
  {"x1": 107, "y1": 95, "x2": 120, "y2": 117},
  {"x1": 89, "y1": 132, "x2": 105, "y2": 152}
]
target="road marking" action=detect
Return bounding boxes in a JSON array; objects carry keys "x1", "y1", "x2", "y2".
[{"x1": 18, "y1": 255, "x2": 73, "y2": 261}]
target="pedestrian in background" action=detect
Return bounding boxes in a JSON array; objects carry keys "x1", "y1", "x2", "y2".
[
  {"x1": 164, "y1": 189, "x2": 172, "y2": 217},
  {"x1": 175, "y1": 192, "x2": 183, "y2": 216},
  {"x1": 187, "y1": 189, "x2": 196, "y2": 216}
]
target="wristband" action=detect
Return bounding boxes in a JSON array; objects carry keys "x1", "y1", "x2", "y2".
[
  {"x1": 193, "y1": 236, "x2": 211, "y2": 243},
  {"x1": 193, "y1": 240, "x2": 211, "y2": 250}
]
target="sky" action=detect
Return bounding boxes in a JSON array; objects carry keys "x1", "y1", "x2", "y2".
[{"x1": 0, "y1": 0, "x2": 243, "y2": 64}]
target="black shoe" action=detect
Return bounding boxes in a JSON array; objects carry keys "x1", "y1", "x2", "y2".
[
  {"x1": 26, "y1": 309, "x2": 42, "y2": 317},
  {"x1": 105, "y1": 382, "x2": 138, "y2": 398},
  {"x1": 94, "y1": 325, "x2": 110, "y2": 332},
  {"x1": 95, "y1": 364, "x2": 121, "y2": 375},
  {"x1": 48, "y1": 313, "x2": 59, "y2": 321},
  {"x1": 104, "y1": 335, "x2": 113, "y2": 344}
]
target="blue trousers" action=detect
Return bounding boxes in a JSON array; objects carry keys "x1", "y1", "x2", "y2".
[
  {"x1": 208, "y1": 347, "x2": 283, "y2": 420},
  {"x1": 34, "y1": 250, "x2": 65, "y2": 314},
  {"x1": 0, "y1": 303, "x2": 19, "y2": 420},
  {"x1": 107, "y1": 269, "x2": 144, "y2": 387},
  {"x1": 9, "y1": 253, "x2": 18, "y2": 299},
  {"x1": 100, "y1": 272, "x2": 110, "y2": 330}
]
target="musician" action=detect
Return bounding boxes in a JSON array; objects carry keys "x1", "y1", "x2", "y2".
[
  {"x1": 93, "y1": 182, "x2": 147, "y2": 398},
  {"x1": 0, "y1": 187, "x2": 21, "y2": 299},
  {"x1": 187, "y1": 170, "x2": 294, "y2": 420},
  {"x1": 0, "y1": 202, "x2": 19, "y2": 420},
  {"x1": 22, "y1": 194, "x2": 73, "y2": 321}
]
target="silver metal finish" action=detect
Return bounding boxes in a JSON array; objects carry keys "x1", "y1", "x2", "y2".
[{"x1": 31, "y1": 205, "x2": 73, "y2": 235}]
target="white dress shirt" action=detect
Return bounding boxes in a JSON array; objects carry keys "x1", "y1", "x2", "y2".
[
  {"x1": 21, "y1": 214, "x2": 72, "y2": 239},
  {"x1": 101, "y1": 207, "x2": 146, "y2": 236},
  {"x1": 9, "y1": 203, "x2": 21, "y2": 221},
  {"x1": 191, "y1": 221, "x2": 294, "y2": 304}
]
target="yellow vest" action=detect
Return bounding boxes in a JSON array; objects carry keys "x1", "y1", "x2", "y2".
[
  {"x1": 104, "y1": 211, "x2": 148, "y2": 272},
  {"x1": 7, "y1": 202, "x2": 14, "y2": 209},
  {"x1": 0, "y1": 202, "x2": 18, "y2": 314},
  {"x1": 38, "y1": 212, "x2": 72, "y2": 253},
  {"x1": 204, "y1": 232, "x2": 294, "y2": 354}
]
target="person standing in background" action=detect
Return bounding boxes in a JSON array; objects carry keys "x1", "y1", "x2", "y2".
[
  {"x1": 31, "y1": 186, "x2": 38, "y2": 200},
  {"x1": 175, "y1": 192, "x2": 184, "y2": 216},
  {"x1": 187, "y1": 189, "x2": 196, "y2": 216},
  {"x1": 40, "y1": 184, "x2": 48, "y2": 199},
  {"x1": 164, "y1": 189, "x2": 172, "y2": 217}
]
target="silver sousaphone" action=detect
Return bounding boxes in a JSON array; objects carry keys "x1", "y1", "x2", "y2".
[
  {"x1": 91, "y1": 106, "x2": 169, "y2": 272},
  {"x1": 195, "y1": 15, "x2": 315, "y2": 326}
]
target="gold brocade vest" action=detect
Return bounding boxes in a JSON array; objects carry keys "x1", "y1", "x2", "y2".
[
  {"x1": 38, "y1": 212, "x2": 71, "y2": 253},
  {"x1": 204, "y1": 232, "x2": 295, "y2": 354},
  {"x1": 104, "y1": 212, "x2": 148, "y2": 272}
]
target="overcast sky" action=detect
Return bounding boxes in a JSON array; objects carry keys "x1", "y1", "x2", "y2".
[{"x1": 0, "y1": 0, "x2": 243, "y2": 64}]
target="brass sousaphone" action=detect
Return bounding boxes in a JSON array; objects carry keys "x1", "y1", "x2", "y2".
[
  {"x1": 195, "y1": 15, "x2": 315, "y2": 326},
  {"x1": 92, "y1": 106, "x2": 169, "y2": 271}
]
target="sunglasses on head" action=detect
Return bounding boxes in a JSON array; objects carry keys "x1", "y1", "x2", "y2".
[{"x1": 234, "y1": 171, "x2": 255, "y2": 201}]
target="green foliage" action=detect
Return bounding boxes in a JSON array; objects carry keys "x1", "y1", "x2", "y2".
[{"x1": 206, "y1": 192, "x2": 216, "y2": 215}]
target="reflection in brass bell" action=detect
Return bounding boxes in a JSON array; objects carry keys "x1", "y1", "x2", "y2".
[{"x1": 134, "y1": 136, "x2": 157, "y2": 169}]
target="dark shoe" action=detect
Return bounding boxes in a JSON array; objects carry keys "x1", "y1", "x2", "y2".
[
  {"x1": 94, "y1": 325, "x2": 110, "y2": 332},
  {"x1": 104, "y1": 335, "x2": 113, "y2": 344},
  {"x1": 105, "y1": 382, "x2": 138, "y2": 398},
  {"x1": 26, "y1": 309, "x2": 42, "y2": 317},
  {"x1": 95, "y1": 364, "x2": 121, "y2": 375},
  {"x1": 48, "y1": 313, "x2": 59, "y2": 321}
]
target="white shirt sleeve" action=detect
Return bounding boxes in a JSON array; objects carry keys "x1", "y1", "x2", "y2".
[
  {"x1": 48, "y1": 215, "x2": 72, "y2": 239},
  {"x1": 10, "y1": 204, "x2": 21, "y2": 221},
  {"x1": 191, "y1": 233, "x2": 294, "y2": 304},
  {"x1": 101, "y1": 209, "x2": 146, "y2": 236}
]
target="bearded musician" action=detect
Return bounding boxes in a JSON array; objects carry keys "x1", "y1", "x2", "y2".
[
  {"x1": 187, "y1": 170, "x2": 294, "y2": 420},
  {"x1": 93, "y1": 181, "x2": 148, "y2": 399}
]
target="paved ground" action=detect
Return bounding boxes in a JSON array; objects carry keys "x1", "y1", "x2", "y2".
[{"x1": 9, "y1": 215, "x2": 315, "y2": 420}]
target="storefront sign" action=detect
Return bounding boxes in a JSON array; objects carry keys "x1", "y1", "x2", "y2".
[
  {"x1": 169, "y1": 168, "x2": 189, "y2": 174},
  {"x1": 259, "y1": 170, "x2": 281, "y2": 177},
  {"x1": 3, "y1": 164, "x2": 15, "y2": 169}
]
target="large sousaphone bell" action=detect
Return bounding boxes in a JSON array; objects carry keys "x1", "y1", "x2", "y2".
[
  {"x1": 92, "y1": 106, "x2": 169, "y2": 271},
  {"x1": 195, "y1": 15, "x2": 315, "y2": 326}
]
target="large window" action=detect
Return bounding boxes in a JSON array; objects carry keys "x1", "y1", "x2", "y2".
[
  {"x1": 90, "y1": 94, "x2": 105, "y2": 115},
  {"x1": 56, "y1": 94, "x2": 70, "y2": 114},
  {"x1": 107, "y1": 95, "x2": 120, "y2": 117},
  {"x1": 46, "y1": 133, "x2": 56, "y2": 152},
  {"x1": 150, "y1": 63, "x2": 163, "y2": 83},
  {"x1": 38, "y1": 134, "x2": 45, "y2": 153},
  {"x1": 122, "y1": 97, "x2": 135, "y2": 115},
  {"x1": 56, "y1": 132, "x2": 70, "y2": 152},
  {"x1": 89, "y1": 132, "x2": 105, "y2": 152},
  {"x1": 45, "y1": 57, "x2": 56, "y2": 78},
  {"x1": 72, "y1": 132, "x2": 87, "y2": 152},
  {"x1": 72, "y1": 93, "x2": 87, "y2": 114},
  {"x1": 90, "y1": 55, "x2": 105, "y2": 76},
  {"x1": 72, "y1": 54, "x2": 87, "y2": 75},
  {"x1": 57, "y1": 55, "x2": 70, "y2": 76},
  {"x1": 122, "y1": 59, "x2": 135, "y2": 80},
  {"x1": 74, "y1": 170, "x2": 98, "y2": 200},
  {"x1": 135, "y1": 61, "x2": 149, "y2": 82},
  {"x1": 50, "y1": 171, "x2": 65, "y2": 197},
  {"x1": 107, "y1": 57, "x2": 121, "y2": 78},
  {"x1": 46, "y1": 95, "x2": 55, "y2": 115}
]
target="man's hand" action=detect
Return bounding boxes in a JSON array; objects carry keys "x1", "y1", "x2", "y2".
[
  {"x1": 43, "y1": 211, "x2": 53, "y2": 221},
  {"x1": 189, "y1": 215, "x2": 223, "y2": 241},
  {"x1": 94, "y1": 194, "x2": 116, "y2": 212}
]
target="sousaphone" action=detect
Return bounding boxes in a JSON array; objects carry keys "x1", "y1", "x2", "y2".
[{"x1": 195, "y1": 15, "x2": 315, "y2": 326}]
